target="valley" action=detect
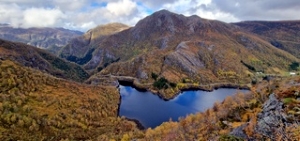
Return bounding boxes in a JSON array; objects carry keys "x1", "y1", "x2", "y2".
[{"x1": 0, "y1": 8, "x2": 300, "y2": 140}]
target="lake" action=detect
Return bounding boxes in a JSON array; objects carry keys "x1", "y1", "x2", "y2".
[{"x1": 118, "y1": 85, "x2": 249, "y2": 129}]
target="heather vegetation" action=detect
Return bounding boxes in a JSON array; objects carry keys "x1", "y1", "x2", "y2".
[{"x1": 0, "y1": 60, "x2": 142, "y2": 140}]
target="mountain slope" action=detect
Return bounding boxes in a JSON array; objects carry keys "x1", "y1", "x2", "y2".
[
  {"x1": 59, "y1": 23, "x2": 129, "y2": 65},
  {"x1": 0, "y1": 26, "x2": 83, "y2": 54},
  {"x1": 80, "y1": 10, "x2": 299, "y2": 93},
  {"x1": 0, "y1": 59, "x2": 141, "y2": 140},
  {"x1": 234, "y1": 21, "x2": 300, "y2": 58},
  {"x1": 0, "y1": 39, "x2": 89, "y2": 82}
]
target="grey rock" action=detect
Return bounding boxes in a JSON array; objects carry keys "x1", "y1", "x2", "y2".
[
  {"x1": 294, "y1": 91, "x2": 299, "y2": 96},
  {"x1": 164, "y1": 42, "x2": 205, "y2": 74},
  {"x1": 231, "y1": 94, "x2": 290, "y2": 140},
  {"x1": 84, "y1": 49, "x2": 103, "y2": 70},
  {"x1": 230, "y1": 123, "x2": 248, "y2": 139},
  {"x1": 137, "y1": 68, "x2": 148, "y2": 79},
  {"x1": 255, "y1": 94, "x2": 288, "y2": 139}
]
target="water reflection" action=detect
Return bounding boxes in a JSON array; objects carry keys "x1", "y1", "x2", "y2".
[{"x1": 119, "y1": 85, "x2": 248, "y2": 129}]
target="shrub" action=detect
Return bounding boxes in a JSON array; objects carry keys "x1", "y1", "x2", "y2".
[
  {"x1": 289, "y1": 62, "x2": 299, "y2": 71},
  {"x1": 153, "y1": 77, "x2": 168, "y2": 89},
  {"x1": 151, "y1": 72, "x2": 158, "y2": 80}
]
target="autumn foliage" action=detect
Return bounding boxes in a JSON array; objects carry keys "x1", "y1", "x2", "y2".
[{"x1": 0, "y1": 60, "x2": 142, "y2": 140}]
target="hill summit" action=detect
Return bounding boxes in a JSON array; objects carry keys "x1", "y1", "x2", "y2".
[{"x1": 63, "y1": 10, "x2": 298, "y2": 98}]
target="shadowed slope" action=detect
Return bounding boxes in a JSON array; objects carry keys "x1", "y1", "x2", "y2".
[{"x1": 0, "y1": 39, "x2": 89, "y2": 82}]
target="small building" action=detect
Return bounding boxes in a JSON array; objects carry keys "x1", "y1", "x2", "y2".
[{"x1": 290, "y1": 72, "x2": 296, "y2": 76}]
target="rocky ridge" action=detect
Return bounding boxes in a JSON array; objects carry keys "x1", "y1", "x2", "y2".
[
  {"x1": 234, "y1": 21, "x2": 300, "y2": 58},
  {"x1": 0, "y1": 26, "x2": 83, "y2": 54}
]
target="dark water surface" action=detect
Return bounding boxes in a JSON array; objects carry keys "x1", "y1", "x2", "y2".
[{"x1": 118, "y1": 85, "x2": 249, "y2": 129}]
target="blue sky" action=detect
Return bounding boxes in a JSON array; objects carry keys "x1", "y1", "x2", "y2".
[{"x1": 0, "y1": 0, "x2": 300, "y2": 31}]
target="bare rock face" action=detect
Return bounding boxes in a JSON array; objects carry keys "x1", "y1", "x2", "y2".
[
  {"x1": 164, "y1": 41, "x2": 205, "y2": 74},
  {"x1": 230, "y1": 94, "x2": 289, "y2": 140},
  {"x1": 255, "y1": 94, "x2": 288, "y2": 139},
  {"x1": 230, "y1": 123, "x2": 249, "y2": 139}
]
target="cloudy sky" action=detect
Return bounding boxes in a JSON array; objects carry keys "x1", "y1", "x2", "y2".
[{"x1": 1, "y1": 0, "x2": 300, "y2": 31}]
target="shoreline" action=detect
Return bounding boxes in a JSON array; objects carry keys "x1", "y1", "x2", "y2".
[
  {"x1": 116, "y1": 76, "x2": 251, "y2": 130},
  {"x1": 117, "y1": 78, "x2": 250, "y2": 101},
  {"x1": 124, "y1": 118, "x2": 145, "y2": 130}
]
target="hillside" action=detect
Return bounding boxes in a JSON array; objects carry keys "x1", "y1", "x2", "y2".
[
  {"x1": 1, "y1": 58, "x2": 300, "y2": 140},
  {"x1": 0, "y1": 26, "x2": 83, "y2": 54},
  {"x1": 234, "y1": 21, "x2": 300, "y2": 58},
  {"x1": 80, "y1": 10, "x2": 299, "y2": 99},
  {"x1": 60, "y1": 23, "x2": 129, "y2": 65},
  {"x1": 0, "y1": 39, "x2": 89, "y2": 82},
  {"x1": 0, "y1": 59, "x2": 142, "y2": 140},
  {"x1": 139, "y1": 76, "x2": 300, "y2": 140}
]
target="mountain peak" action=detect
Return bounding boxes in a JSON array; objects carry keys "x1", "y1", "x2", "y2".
[{"x1": 153, "y1": 9, "x2": 176, "y2": 15}]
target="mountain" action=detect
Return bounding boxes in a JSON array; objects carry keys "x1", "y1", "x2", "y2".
[
  {"x1": 234, "y1": 21, "x2": 300, "y2": 58},
  {"x1": 0, "y1": 26, "x2": 83, "y2": 54},
  {"x1": 0, "y1": 59, "x2": 140, "y2": 140},
  {"x1": 0, "y1": 39, "x2": 89, "y2": 82},
  {"x1": 60, "y1": 23, "x2": 129, "y2": 65},
  {"x1": 65, "y1": 10, "x2": 299, "y2": 98}
]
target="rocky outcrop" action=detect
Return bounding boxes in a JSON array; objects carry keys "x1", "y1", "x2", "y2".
[
  {"x1": 164, "y1": 41, "x2": 205, "y2": 74},
  {"x1": 255, "y1": 94, "x2": 288, "y2": 139},
  {"x1": 230, "y1": 123, "x2": 249, "y2": 139},
  {"x1": 230, "y1": 94, "x2": 289, "y2": 140}
]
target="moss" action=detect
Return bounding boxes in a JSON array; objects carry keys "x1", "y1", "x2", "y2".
[{"x1": 282, "y1": 97, "x2": 294, "y2": 104}]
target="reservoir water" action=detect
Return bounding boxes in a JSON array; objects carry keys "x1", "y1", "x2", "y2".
[{"x1": 118, "y1": 85, "x2": 249, "y2": 129}]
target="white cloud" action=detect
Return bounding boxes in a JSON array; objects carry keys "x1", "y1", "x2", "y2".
[
  {"x1": 106, "y1": 0, "x2": 137, "y2": 16},
  {"x1": 0, "y1": 3, "x2": 23, "y2": 27},
  {"x1": 0, "y1": 0, "x2": 299, "y2": 31},
  {"x1": 22, "y1": 8, "x2": 65, "y2": 28}
]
